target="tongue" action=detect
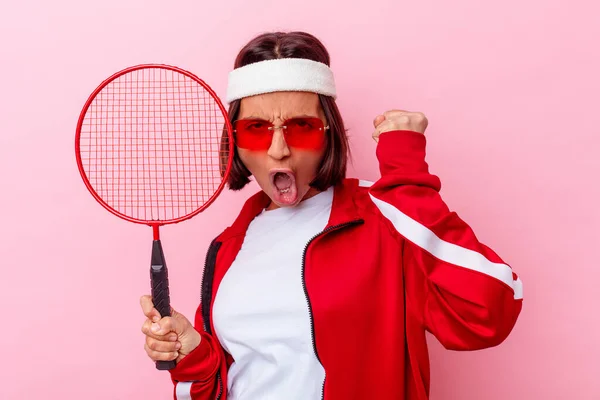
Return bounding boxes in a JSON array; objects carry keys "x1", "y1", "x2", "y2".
[{"x1": 274, "y1": 172, "x2": 292, "y2": 190}]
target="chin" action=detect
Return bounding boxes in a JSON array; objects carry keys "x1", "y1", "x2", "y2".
[{"x1": 265, "y1": 183, "x2": 311, "y2": 209}]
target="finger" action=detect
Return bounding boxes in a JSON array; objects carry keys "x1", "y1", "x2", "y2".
[
  {"x1": 144, "y1": 343, "x2": 179, "y2": 362},
  {"x1": 379, "y1": 118, "x2": 402, "y2": 129},
  {"x1": 372, "y1": 131, "x2": 380, "y2": 143},
  {"x1": 374, "y1": 118, "x2": 399, "y2": 134},
  {"x1": 141, "y1": 319, "x2": 179, "y2": 341},
  {"x1": 372, "y1": 118, "x2": 403, "y2": 142},
  {"x1": 140, "y1": 295, "x2": 161, "y2": 322},
  {"x1": 146, "y1": 336, "x2": 182, "y2": 353},
  {"x1": 383, "y1": 109, "x2": 410, "y2": 119},
  {"x1": 373, "y1": 114, "x2": 386, "y2": 128},
  {"x1": 151, "y1": 316, "x2": 178, "y2": 336}
]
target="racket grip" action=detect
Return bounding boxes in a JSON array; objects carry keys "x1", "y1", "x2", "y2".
[{"x1": 150, "y1": 239, "x2": 177, "y2": 371}]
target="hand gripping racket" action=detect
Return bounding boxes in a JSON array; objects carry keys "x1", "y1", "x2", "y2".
[{"x1": 75, "y1": 64, "x2": 233, "y2": 370}]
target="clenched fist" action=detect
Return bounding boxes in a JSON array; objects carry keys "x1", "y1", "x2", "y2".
[
  {"x1": 372, "y1": 110, "x2": 428, "y2": 142},
  {"x1": 140, "y1": 295, "x2": 201, "y2": 364}
]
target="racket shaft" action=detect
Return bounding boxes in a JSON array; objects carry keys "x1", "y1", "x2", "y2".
[{"x1": 150, "y1": 239, "x2": 177, "y2": 370}]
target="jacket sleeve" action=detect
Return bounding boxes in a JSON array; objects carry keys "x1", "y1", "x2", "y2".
[
  {"x1": 168, "y1": 305, "x2": 223, "y2": 399},
  {"x1": 368, "y1": 130, "x2": 523, "y2": 350}
]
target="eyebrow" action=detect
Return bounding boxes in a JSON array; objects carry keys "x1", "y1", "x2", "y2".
[{"x1": 238, "y1": 113, "x2": 320, "y2": 121}]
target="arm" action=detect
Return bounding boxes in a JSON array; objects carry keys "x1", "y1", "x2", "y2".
[{"x1": 370, "y1": 127, "x2": 522, "y2": 350}]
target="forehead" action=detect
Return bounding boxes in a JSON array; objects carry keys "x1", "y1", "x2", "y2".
[{"x1": 238, "y1": 91, "x2": 322, "y2": 119}]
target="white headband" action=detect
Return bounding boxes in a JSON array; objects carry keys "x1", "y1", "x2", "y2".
[{"x1": 226, "y1": 58, "x2": 337, "y2": 103}]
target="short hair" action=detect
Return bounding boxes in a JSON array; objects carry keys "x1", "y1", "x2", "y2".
[{"x1": 220, "y1": 31, "x2": 349, "y2": 191}]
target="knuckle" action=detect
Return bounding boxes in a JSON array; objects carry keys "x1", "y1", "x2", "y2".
[
  {"x1": 146, "y1": 337, "x2": 157, "y2": 350},
  {"x1": 148, "y1": 337, "x2": 173, "y2": 352},
  {"x1": 141, "y1": 320, "x2": 152, "y2": 335},
  {"x1": 144, "y1": 344, "x2": 153, "y2": 358},
  {"x1": 161, "y1": 317, "x2": 173, "y2": 331}
]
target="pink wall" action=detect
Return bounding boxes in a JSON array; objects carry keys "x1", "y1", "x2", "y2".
[{"x1": 1, "y1": 0, "x2": 598, "y2": 398}]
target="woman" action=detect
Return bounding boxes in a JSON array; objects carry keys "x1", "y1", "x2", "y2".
[{"x1": 140, "y1": 31, "x2": 523, "y2": 400}]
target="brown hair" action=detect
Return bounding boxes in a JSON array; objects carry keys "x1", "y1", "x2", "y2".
[{"x1": 220, "y1": 31, "x2": 349, "y2": 191}]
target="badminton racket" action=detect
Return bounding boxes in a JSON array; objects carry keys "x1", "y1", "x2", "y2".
[{"x1": 75, "y1": 64, "x2": 233, "y2": 370}]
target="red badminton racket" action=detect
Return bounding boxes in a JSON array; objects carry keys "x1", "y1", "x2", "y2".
[{"x1": 75, "y1": 64, "x2": 233, "y2": 370}]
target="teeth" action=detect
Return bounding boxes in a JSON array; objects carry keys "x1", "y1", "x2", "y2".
[{"x1": 279, "y1": 188, "x2": 291, "y2": 194}]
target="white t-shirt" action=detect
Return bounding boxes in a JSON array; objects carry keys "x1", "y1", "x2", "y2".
[{"x1": 212, "y1": 187, "x2": 334, "y2": 400}]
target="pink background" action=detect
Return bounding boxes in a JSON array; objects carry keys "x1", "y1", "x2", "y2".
[{"x1": 1, "y1": 0, "x2": 598, "y2": 398}]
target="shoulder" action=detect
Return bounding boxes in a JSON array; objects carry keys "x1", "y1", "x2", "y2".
[
  {"x1": 353, "y1": 178, "x2": 376, "y2": 205},
  {"x1": 336, "y1": 177, "x2": 379, "y2": 216},
  {"x1": 340, "y1": 178, "x2": 405, "y2": 229}
]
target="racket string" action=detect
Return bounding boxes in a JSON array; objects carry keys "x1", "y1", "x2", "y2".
[{"x1": 79, "y1": 67, "x2": 230, "y2": 222}]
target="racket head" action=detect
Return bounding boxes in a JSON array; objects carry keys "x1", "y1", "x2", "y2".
[{"x1": 75, "y1": 64, "x2": 234, "y2": 226}]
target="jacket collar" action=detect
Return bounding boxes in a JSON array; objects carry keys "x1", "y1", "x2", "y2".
[{"x1": 217, "y1": 178, "x2": 363, "y2": 242}]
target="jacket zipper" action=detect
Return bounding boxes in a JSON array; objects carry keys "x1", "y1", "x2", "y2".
[
  {"x1": 200, "y1": 238, "x2": 223, "y2": 400},
  {"x1": 215, "y1": 372, "x2": 223, "y2": 400},
  {"x1": 301, "y1": 219, "x2": 364, "y2": 400}
]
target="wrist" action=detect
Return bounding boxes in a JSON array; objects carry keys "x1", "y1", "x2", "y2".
[{"x1": 176, "y1": 329, "x2": 202, "y2": 363}]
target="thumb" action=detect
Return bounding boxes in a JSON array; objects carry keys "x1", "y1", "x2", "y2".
[
  {"x1": 373, "y1": 114, "x2": 386, "y2": 128},
  {"x1": 150, "y1": 308, "x2": 185, "y2": 336}
]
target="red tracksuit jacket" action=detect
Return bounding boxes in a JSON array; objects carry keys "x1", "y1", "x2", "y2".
[{"x1": 168, "y1": 130, "x2": 523, "y2": 399}]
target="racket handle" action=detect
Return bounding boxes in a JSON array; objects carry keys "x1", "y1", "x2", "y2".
[{"x1": 150, "y1": 239, "x2": 177, "y2": 371}]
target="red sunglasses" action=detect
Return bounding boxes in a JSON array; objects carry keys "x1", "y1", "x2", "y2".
[{"x1": 233, "y1": 116, "x2": 328, "y2": 151}]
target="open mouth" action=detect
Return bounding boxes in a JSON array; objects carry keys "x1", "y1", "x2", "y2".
[
  {"x1": 273, "y1": 172, "x2": 293, "y2": 193},
  {"x1": 269, "y1": 169, "x2": 298, "y2": 206}
]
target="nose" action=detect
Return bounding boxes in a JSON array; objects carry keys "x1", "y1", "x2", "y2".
[{"x1": 267, "y1": 126, "x2": 291, "y2": 160}]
